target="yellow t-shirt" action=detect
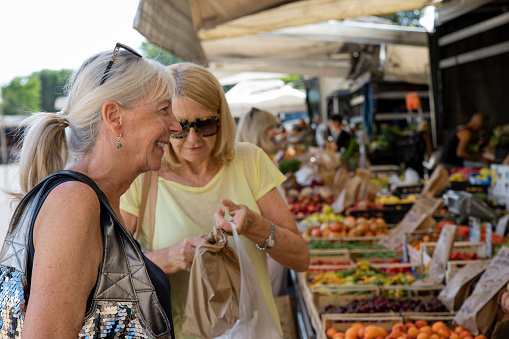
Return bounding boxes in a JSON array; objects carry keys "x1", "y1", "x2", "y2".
[{"x1": 120, "y1": 142, "x2": 286, "y2": 339}]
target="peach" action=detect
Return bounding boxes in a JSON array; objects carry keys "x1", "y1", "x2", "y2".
[
  {"x1": 450, "y1": 334, "x2": 460, "y2": 339},
  {"x1": 407, "y1": 327, "x2": 420, "y2": 338},
  {"x1": 437, "y1": 328, "x2": 450, "y2": 338},
  {"x1": 429, "y1": 335, "x2": 440, "y2": 339},
  {"x1": 474, "y1": 336, "x2": 487, "y2": 339},
  {"x1": 415, "y1": 321, "x2": 428, "y2": 329},
  {"x1": 345, "y1": 328, "x2": 359, "y2": 339},
  {"x1": 390, "y1": 331, "x2": 405, "y2": 339},
  {"x1": 420, "y1": 326, "x2": 433, "y2": 335},
  {"x1": 416, "y1": 334, "x2": 430, "y2": 339},
  {"x1": 406, "y1": 323, "x2": 417, "y2": 329},
  {"x1": 459, "y1": 331, "x2": 471, "y2": 338},
  {"x1": 431, "y1": 322, "x2": 447, "y2": 333},
  {"x1": 327, "y1": 328, "x2": 339, "y2": 338},
  {"x1": 454, "y1": 327, "x2": 465, "y2": 334},
  {"x1": 333, "y1": 333, "x2": 346, "y2": 339},
  {"x1": 393, "y1": 324, "x2": 407, "y2": 334}
]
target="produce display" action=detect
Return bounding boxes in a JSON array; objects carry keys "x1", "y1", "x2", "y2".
[
  {"x1": 303, "y1": 217, "x2": 388, "y2": 239},
  {"x1": 322, "y1": 296, "x2": 447, "y2": 314},
  {"x1": 375, "y1": 195, "x2": 417, "y2": 205},
  {"x1": 287, "y1": 188, "x2": 335, "y2": 217},
  {"x1": 307, "y1": 262, "x2": 416, "y2": 289},
  {"x1": 326, "y1": 321, "x2": 482, "y2": 339},
  {"x1": 301, "y1": 205, "x2": 345, "y2": 223}
]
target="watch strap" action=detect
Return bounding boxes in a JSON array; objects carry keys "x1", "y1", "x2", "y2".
[{"x1": 256, "y1": 221, "x2": 276, "y2": 250}]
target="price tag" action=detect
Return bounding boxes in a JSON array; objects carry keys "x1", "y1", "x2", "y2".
[
  {"x1": 495, "y1": 214, "x2": 509, "y2": 238},
  {"x1": 469, "y1": 216, "x2": 481, "y2": 242},
  {"x1": 486, "y1": 222, "x2": 493, "y2": 259}
]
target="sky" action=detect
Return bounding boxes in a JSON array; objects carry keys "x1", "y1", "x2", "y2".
[{"x1": 0, "y1": 0, "x2": 146, "y2": 86}]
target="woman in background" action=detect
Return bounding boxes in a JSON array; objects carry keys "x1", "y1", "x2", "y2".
[{"x1": 237, "y1": 107, "x2": 290, "y2": 297}]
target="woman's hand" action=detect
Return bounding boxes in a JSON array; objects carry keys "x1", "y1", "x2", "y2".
[
  {"x1": 214, "y1": 199, "x2": 250, "y2": 235},
  {"x1": 147, "y1": 236, "x2": 208, "y2": 274}
]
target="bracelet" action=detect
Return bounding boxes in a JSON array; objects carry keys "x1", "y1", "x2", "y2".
[{"x1": 256, "y1": 221, "x2": 276, "y2": 250}]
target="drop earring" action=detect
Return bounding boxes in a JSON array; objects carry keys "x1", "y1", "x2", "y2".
[{"x1": 116, "y1": 134, "x2": 122, "y2": 150}]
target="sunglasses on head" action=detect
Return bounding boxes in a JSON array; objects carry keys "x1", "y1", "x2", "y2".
[
  {"x1": 100, "y1": 42, "x2": 142, "y2": 86},
  {"x1": 171, "y1": 116, "x2": 221, "y2": 139}
]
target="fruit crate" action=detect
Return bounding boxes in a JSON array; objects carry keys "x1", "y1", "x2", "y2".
[
  {"x1": 350, "y1": 248, "x2": 403, "y2": 263},
  {"x1": 445, "y1": 259, "x2": 492, "y2": 283},
  {"x1": 380, "y1": 283, "x2": 445, "y2": 299},
  {"x1": 381, "y1": 203, "x2": 414, "y2": 224},
  {"x1": 309, "y1": 249, "x2": 353, "y2": 272},
  {"x1": 322, "y1": 313, "x2": 404, "y2": 333},
  {"x1": 394, "y1": 184, "x2": 424, "y2": 197},
  {"x1": 420, "y1": 241, "x2": 487, "y2": 259},
  {"x1": 449, "y1": 181, "x2": 489, "y2": 194}
]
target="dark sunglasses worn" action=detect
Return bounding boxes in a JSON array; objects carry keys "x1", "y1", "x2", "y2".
[
  {"x1": 171, "y1": 116, "x2": 221, "y2": 139},
  {"x1": 100, "y1": 42, "x2": 142, "y2": 86}
]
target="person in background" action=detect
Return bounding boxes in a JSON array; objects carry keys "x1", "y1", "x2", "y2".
[
  {"x1": 439, "y1": 112, "x2": 492, "y2": 169},
  {"x1": 5, "y1": 43, "x2": 180, "y2": 338},
  {"x1": 236, "y1": 107, "x2": 280, "y2": 157},
  {"x1": 120, "y1": 62, "x2": 310, "y2": 338},
  {"x1": 313, "y1": 114, "x2": 329, "y2": 149},
  {"x1": 237, "y1": 107, "x2": 290, "y2": 297},
  {"x1": 403, "y1": 121, "x2": 434, "y2": 177},
  {"x1": 328, "y1": 114, "x2": 351, "y2": 151}
]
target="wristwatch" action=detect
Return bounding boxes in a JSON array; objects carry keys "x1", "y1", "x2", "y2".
[{"x1": 256, "y1": 221, "x2": 276, "y2": 250}]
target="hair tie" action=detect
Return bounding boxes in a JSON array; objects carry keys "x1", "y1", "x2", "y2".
[{"x1": 57, "y1": 114, "x2": 70, "y2": 128}]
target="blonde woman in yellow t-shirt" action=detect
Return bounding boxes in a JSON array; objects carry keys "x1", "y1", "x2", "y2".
[{"x1": 120, "y1": 63, "x2": 310, "y2": 339}]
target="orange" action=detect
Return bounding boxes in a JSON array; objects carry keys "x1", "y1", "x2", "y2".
[{"x1": 327, "y1": 328, "x2": 339, "y2": 338}]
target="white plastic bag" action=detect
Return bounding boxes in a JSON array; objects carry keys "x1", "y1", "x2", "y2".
[{"x1": 215, "y1": 222, "x2": 282, "y2": 339}]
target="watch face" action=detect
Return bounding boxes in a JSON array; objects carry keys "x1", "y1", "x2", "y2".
[{"x1": 267, "y1": 238, "x2": 275, "y2": 248}]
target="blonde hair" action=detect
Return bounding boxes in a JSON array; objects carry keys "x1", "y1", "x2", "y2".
[
  {"x1": 237, "y1": 107, "x2": 277, "y2": 154},
  {"x1": 12, "y1": 47, "x2": 173, "y2": 199},
  {"x1": 163, "y1": 63, "x2": 236, "y2": 170}
]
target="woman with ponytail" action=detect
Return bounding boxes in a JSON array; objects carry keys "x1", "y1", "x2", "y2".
[{"x1": 0, "y1": 43, "x2": 181, "y2": 338}]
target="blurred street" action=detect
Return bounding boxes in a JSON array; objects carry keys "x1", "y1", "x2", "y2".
[{"x1": 0, "y1": 165, "x2": 20, "y2": 242}]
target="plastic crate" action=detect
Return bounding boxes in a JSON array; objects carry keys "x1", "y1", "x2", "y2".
[
  {"x1": 382, "y1": 203, "x2": 413, "y2": 224},
  {"x1": 395, "y1": 184, "x2": 424, "y2": 197},
  {"x1": 449, "y1": 181, "x2": 489, "y2": 194}
]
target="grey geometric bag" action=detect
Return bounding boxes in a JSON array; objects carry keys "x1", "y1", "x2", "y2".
[{"x1": 0, "y1": 170, "x2": 173, "y2": 338}]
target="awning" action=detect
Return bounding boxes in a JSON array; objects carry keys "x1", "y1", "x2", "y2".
[{"x1": 133, "y1": 0, "x2": 435, "y2": 65}]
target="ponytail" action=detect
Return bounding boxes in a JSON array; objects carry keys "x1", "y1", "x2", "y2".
[{"x1": 11, "y1": 113, "x2": 69, "y2": 200}]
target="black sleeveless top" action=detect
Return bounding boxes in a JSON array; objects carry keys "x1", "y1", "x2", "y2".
[
  {"x1": 25, "y1": 176, "x2": 172, "y2": 319},
  {"x1": 439, "y1": 126, "x2": 472, "y2": 167}
]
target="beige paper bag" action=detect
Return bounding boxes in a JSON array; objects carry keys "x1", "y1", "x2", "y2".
[
  {"x1": 421, "y1": 164, "x2": 450, "y2": 198},
  {"x1": 413, "y1": 224, "x2": 458, "y2": 286},
  {"x1": 379, "y1": 197, "x2": 442, "y2": 250},
  {"x1": 182, "y1": 227, "x2": 241, "y2": 338},
  {"x1": 438, "y1": 259, "x2": 492, "y2": 312},
  {"x1": 454, "y1": 247, "x2": 509, "y2": 335}
]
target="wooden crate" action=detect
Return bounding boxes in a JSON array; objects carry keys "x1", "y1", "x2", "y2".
[
  {"x1": 402, "y1": 312, "x2": 456, "y2": 329},
  {"x1": 297, "y1": 272, "x2": 325, "y2": 339},
  {"x1": 445, "y1": 259, "x2": 492, "y2": 283},
  {"x1": 380, "y1": 283, "x2": 444, "y2": 299},
  {"x1": 322, "y1": 313, "x2": 404, "y2": 333},
  {"x1": 420, "y1": 241, "x2": 487, "y2": 259},
  {"x1": 350, "y1": 248, "x2": 403, "y2": 263}
]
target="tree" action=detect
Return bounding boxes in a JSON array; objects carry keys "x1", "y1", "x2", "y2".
[
  {"x1": 35, "y1": 69, "x2": 72, "y2": 112},
  {"x1": 1, "y1": 76, "x2": 41, "y2": 116},
  {"x1": 139, "y1": 41, "x2": 181, "y2": 66}
]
